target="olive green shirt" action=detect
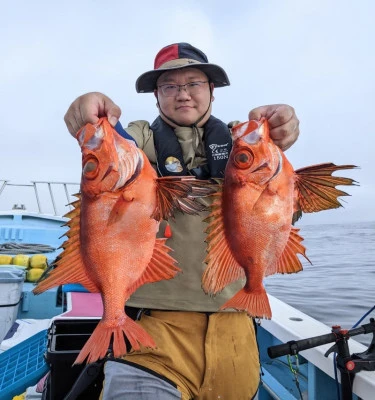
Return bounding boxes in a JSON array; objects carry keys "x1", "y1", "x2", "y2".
[{"x1": 126, "y1": 120, "x2": 245, "y2": 311}]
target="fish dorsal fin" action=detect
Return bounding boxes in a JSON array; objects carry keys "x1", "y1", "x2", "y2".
[
  {"x1": 293, "y1": 163, "x2": 358, "y2": 223},
  {"x1": 128, "y1": 238, "x2": 181, "y2": 294},
  {"x1": 153, "y1": 176, "x2": 216, "y2": 221},
  {"x1": 33, "y1": 193, "x2": 100, "y2": 294},
  {"x1": 268, "y1": 226, "x2": 310, "y2": 276},
  {"x1": 202, "y1": 185, "x2": 245, "y2": 295}
]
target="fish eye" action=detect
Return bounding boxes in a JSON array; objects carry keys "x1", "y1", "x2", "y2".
[
  {"x1": 233, "y1": 150, "x2": 253, "y2": 169},
  {"x1": 237, "y1": 153, "x2": 249, "y2": 163},
  {"x1": 83, "y1": 158, "x2": 99, "y2": 179}
]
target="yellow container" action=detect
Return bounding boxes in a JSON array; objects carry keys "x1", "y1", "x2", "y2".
[
  {"x1": 12, "y1": 254, "x2": 30, "y2": 268},
  {"x1": 0, "y1": 255, "x2": 13, "y2": 265},
  {"x1": 26, "y1": 268, "x2": 45, "y2": 282},
  {"x1": 29, "y1": 254, "x2": 48, "y2": 270}
]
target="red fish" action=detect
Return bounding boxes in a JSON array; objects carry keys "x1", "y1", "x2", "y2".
[
  {"x1": 202, "y1": 118, "x2": 357, "y2": 319},
  {"x1": 34, "y1": 118, "x2": 214, "y2": 363}
]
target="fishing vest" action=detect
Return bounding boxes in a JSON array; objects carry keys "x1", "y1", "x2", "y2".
[{"x1": 151, "y1": 116, "x2": 232, "y2": 178}]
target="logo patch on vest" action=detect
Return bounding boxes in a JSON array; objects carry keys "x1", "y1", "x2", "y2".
[
  {"x1": 165, "y1": 156, "x2": 183, "y2": 173},
  {"x1": 209, "y1": 143, "x2": 230, "y2": 161}
]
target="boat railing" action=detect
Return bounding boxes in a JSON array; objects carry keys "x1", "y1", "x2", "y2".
[{"x1": 0, "y1": 180, "x2": 80, "y2": 217}]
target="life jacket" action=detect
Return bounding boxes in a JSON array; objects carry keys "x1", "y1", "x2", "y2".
[{"x1": 151, "y1": 115, "x2": 232, "y2": 178}]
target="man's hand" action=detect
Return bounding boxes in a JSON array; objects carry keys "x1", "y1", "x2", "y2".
[
  {"x1": 249, "y1": 104, "x2": 300, "y2": 151},
  {"x1": 64, "y1": 92, "x2": 122, "y2": 137}
]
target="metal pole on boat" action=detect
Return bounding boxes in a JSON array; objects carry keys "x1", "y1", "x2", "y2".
[
  {"x1": 32, "y1": 181, "x2": 59, "y2": 215},
  {"x1": 32, "y1": 182, "x2": 43, "y2": 214},
  {"x1": 47, "y1": 182, "x2": 58, "y2": 216},
  {"x1": 0, "y1": 180, "x2": 8, "y2": 196},
  {"x1": 63, "y1": 183, "x2": 71, "y2": 209}
]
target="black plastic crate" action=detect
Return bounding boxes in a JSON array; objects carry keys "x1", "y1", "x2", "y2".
[{"x1": 44, "y1": 318, "x2": 104, "y2": 400}]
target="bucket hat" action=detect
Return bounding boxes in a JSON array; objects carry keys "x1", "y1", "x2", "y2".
[{"x1": 136, "y1": 42, "x2": 230, "y2": 93}]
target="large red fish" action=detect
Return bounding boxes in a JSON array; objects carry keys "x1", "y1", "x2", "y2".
[
  {"x1": 202, "y1": 118, "x2": 357, "y2": 319},
  {"x1": 34, "y1": 118, "x2": 214, "y2": 364}
]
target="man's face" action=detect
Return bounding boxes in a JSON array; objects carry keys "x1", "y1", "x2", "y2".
[{"x1": 155, "y1": 68, "x2": 214, "y2": 127}]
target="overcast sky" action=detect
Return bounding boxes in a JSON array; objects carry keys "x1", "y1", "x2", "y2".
[{"x1": 1, "y1": 0, "x2": 374, "y2": 224}]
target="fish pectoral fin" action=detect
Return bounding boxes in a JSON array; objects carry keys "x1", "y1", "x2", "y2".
[
  {"x1": 108, "y1": 196, "x2": 133, "y2": 225},
  {"x1": 129, "y1": 238, "x2": 181, "y2": 292},
  {"x1": 293, "y1": 163, "x2": 358, "y2": 223},
  {"x1": 270, "y1": 226, "x2": 310, "y2": 276},
  {"x1": 153, "y1": 176, "x2": 218, "y2": 221},
  {"x1": 202, "y1": 189, "x2": 245, "y2": 294}
]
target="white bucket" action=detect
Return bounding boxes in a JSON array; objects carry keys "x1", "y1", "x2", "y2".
[{"x1": 0, "y1": 266, "x2": 25, "y2": 344}]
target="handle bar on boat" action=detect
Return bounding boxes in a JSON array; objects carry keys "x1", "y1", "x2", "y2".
[{"x1": 267, "y1": 319, "x2": 375, "y2": 359}]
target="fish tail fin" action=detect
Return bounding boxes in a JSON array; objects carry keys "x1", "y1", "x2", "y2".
[
  {"x1": 74, "y1": 316, "x2": 156, "y2": 365},
  {"x1": 220, "y1": 288, "x2": 272, "y2": 319},
  {"x1": 122, "y1": 317, "x2": 156, "y2": 352},
  {"x1": 74, "y1": 321, "x2": 113, "y2": 364}
]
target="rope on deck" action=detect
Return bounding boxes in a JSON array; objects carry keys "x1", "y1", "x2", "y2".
[{"x1": 0, "y1": 242, "x2": 56, "y2": 254}]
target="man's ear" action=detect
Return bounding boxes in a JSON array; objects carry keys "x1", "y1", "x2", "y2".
[
  {"x1": 210, "y1": 83, "x2": 215, "y2": 102},
  {"x1": 154, "y1": 90, "x2": 160, "y2": 108}
]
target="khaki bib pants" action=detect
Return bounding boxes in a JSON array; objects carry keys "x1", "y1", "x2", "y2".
[{"x1": 102, "y1": 311, "x2": 260, "y2": 400}]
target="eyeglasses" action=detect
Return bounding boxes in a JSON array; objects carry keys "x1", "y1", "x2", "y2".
[{"x1": 157, "y1": 81, "x2": 209, "y2": 97}]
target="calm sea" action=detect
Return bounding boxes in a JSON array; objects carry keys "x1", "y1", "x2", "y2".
[{"x1": 266, "y1": 220, "x2": 375, "y2": 346}]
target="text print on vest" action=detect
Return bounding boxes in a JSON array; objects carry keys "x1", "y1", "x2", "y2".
[{"x1": 209, "y1": 143, "x2": 230, "y2": 161}]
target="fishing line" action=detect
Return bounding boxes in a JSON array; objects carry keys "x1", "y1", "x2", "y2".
[{"x1": 351, "y1": 305, "x2": 375, "y2": 329}]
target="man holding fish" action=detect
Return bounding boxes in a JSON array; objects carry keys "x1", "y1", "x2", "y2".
[{"x1": 62, "y1": 43, "x2": 304, "y2": 400}]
